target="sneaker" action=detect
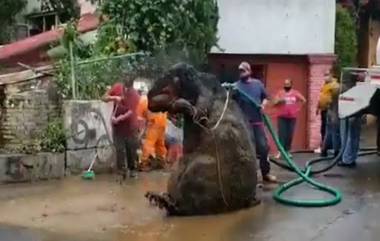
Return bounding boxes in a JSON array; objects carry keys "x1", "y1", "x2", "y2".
[
  {"x1": 314, "y1": 148, "x2": 321, "y2": 154},
  {"x1": 263, "y1": 174, "x2": 277, "y2": 183},
  {"x1": 337, "y1": 161, "x2": 356, "y2": 168},
  {"x1": 275, "y1": 153, "x2": 281, "y2": 160}
]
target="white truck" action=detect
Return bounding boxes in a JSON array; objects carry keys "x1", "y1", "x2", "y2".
[
  {"x1": 338, "y1": 67, "x2": 380, "y2": 119},
  {"x1": 338, "y1": 39, "x2": 380, "y2": 119}
]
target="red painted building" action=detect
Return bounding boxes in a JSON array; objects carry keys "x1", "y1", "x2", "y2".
[
  {"x1": 209, "y1": 0, "x2": 337, "y2": 152},
  {"x1": 0, "y1": 13, "x2": 99, "y2": 70}
]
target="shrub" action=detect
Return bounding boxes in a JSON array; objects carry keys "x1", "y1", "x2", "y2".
[{"x1": 335, "y1": 4, "x2": 358, "y2": 75}]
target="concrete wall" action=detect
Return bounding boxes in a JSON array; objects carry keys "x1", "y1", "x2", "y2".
[
  {"x1": 211, "y1": 0, "x2": 336, "y2": 55},
  {"x1": 0, "y1": 153, "x2": 65, "y2": 183},
  {"x1": 64, "y1": 100, "x2": 115, "y2": 174},
  {"x1": 78, "y1": 0, "x2": 97, "y2": 15},
  {"x1": 15, "y1": 0, "x2": 40, "y2": 23},
  {"x1": 369, "y1": 18, "x2": 380, "y2": 67}
]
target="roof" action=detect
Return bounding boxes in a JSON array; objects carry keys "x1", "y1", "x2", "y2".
[
  {"x1": 0, "y1": 13, "x2": 99, "y2": 64},
  {"x1": 0, "y1": 65, "x2": 54, "y2": 86}
]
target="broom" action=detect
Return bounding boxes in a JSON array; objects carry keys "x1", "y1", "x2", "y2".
[{"x1": 82, "y1": 156, "x2": 96, "y2": 180}]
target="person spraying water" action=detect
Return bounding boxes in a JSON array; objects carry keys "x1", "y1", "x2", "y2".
[{"x1": 232, "y1": 62, "x2": 277, "y2": 183}]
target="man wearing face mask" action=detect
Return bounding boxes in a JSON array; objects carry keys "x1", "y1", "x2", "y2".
[
  {"x1": 233, "y1": 61, "x2": 277, "y2": 183},
  {"x1": 273, "y1": 79, "x2": 306, "y2": 159}
]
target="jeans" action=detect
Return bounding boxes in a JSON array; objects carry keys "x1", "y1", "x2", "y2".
[
  {"x1": 377, "y1": 117, "x2": 380, "y2": 153},
  {"x1": 342, "y1": 116, "x2": 362, "y2": 164},
  {"x1": 321, "y1": 110, "x2": 328, "y2": 147},
  {"x1": 114, "y1": 133, "x2": 138, "y2": 172},
  {"x1": 250, "y1": 124, "x2": 271, "y2": 176},
  {"x1": 278, "y1": 117, "x2": 297, "y2": 152},
  {"x1": 322, "y1": 118, "x2": 341, "y2": 156}
]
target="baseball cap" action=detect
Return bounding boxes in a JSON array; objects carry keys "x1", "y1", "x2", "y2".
[{"x1": 238, "y1": 62, "x2": 252, "y2": 73}]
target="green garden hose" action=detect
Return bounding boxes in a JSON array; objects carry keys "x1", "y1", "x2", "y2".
[
  {"x1": 223, "y1": 83, "x2": 342, "y2": 207},
  {"x1": 263, "y1": 114, "x2": 342, "y2": 207}
]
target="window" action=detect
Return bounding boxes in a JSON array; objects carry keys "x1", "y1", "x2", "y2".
[{"x1": 27, "y1": 11, "x2": 59, "y2": 36}]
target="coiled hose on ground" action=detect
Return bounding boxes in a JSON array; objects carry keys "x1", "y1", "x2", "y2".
[{"x1": 223, "y1": 83, "x2": 377, "y2": 207}]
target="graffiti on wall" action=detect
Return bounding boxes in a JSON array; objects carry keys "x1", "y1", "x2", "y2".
[{"x1": 65, "y1": 101, "x2": 114, "y2": 164}]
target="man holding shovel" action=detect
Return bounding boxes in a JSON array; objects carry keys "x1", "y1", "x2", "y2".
[{"x1": 103, "y1": 78, "x2": 140, "y2": 179}]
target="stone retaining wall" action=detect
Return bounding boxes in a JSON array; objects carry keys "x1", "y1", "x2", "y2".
[
  {"x1": 0, "y1": 78, "x2": 60, "y2": 152},
  {"x1": 0, "y1": 153, "x2": 65, "y2": 183}
]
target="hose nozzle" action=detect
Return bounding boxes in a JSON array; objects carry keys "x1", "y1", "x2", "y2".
[{"x1": 221, "y1": 82, "x2": 236, "y2": 90}]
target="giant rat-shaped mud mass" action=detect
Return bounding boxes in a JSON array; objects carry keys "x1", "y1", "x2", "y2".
[{"x1": 145, "y1": 63, "x2": 259, "y2": 215}]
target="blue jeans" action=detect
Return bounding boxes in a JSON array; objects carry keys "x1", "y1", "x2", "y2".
[
  {"x1": 278, "y1": 117, "x2": 297, "y2": 152},
  {"x1": 250, "y1": 124, "x2": 271, "y2": 176},
  {"x1": 322, "y1": 119, "x2": 341, "y2": 156},
  {"x1": 342, "y1": 116, "x2": 362, "y2": 164}
]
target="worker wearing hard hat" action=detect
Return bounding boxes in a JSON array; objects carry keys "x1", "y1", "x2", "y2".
[{"x1": 137, "y1": 95, "x2": 168, "y2": 171}]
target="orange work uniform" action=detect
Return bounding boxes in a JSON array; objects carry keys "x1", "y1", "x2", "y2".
[{"x1": 137, "y1": 96, "x2": 168, "y2": 166}]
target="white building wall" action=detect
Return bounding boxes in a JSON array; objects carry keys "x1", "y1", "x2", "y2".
[
  {"x1": 78, "y1": 0, "x2": 97, "y2": 15},
  {"x1": 211, "y1": 0, "x2": 336, "y2": 55}
]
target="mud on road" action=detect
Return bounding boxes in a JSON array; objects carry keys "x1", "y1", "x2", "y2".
[{"x1": 1, "y1": 150, "x2": 380, "y2": 241}]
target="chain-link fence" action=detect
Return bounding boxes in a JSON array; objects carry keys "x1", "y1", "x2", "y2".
[
  {"x1": 56, "y1": 51, "x2": 195, "y2": 100},
  {"x1": 59, "y1": 52, "x2": 190, "y2": 173}
]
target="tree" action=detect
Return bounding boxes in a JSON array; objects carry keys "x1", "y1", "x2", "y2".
[
  {"x1": 45, "y1": 0, "x2": 81, "y2": 22},
  {"x1": 335, "y1": 4, "x2": 358, "y2": 75},
  {"x1": 0, "y1": 0, "x2": 27, "y2": 44},
  {"x1": 100, "y1": 0, "x2": 219, "y2": 66}
]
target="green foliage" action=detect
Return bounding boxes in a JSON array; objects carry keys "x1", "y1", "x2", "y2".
[
  {"x1": 94, "y1": 20, "x2": 137, "y2": 55},
  {"x1": 56, "y1": 52, "x2": 151, "y2": 100},
  {"x1": 39, "y1": 118, "x2": 66, "y2": 153},
  {"x1": 55, "y1": 0, "x2": 219, "y2": 100},
  {"x1": 56, "y1": 18, "x2": 142, "y2": 100},
  {"x1": 335, "y1": 4, "x2": 358, "y2": 75},
  {"x1": 10, "y1": 119, "x2": 66, "y2": 154},
  {"x1": 61, "y1": 21, "x2": 93, "y2": 59},
  {"x1": 56, "y1": 57, "x2": 122, "y2": 99},
  {"x1": 46, "y1": 0, "x2": 80, "y2": 22},
  {"x1": 0, "y1": 0, "x2": 27, "y2": 44},
  {"x1": 101, "y1": 0, "x2": 219, "y2": 65}
]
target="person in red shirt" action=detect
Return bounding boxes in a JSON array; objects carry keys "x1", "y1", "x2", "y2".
[
  {"x1": 273, "y1": 78, "x2": 306, "y2": 159},
  {"x1": 103, "y1": 79, "x2": 140, "y2": 178}
]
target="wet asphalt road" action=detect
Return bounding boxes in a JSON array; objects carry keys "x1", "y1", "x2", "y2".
[
  {"x1": 1, "y1": 122, "x2": 379, "y2": 241},
  {"x1": 0, "y1": 226, "x2": 41, "y2": 241},
  {"x1": 1, "y1": 153, "x2": 380, "y2": 241}
]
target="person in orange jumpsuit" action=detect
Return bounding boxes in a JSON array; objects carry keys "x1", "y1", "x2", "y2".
[{"x1": 137, "y1": 95, "x2": 168, "y2": 171}]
